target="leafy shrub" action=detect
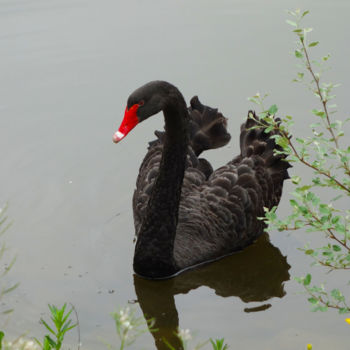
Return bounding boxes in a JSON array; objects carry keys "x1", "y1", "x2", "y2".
[{"x1": 249, "y1": 9, "x2": 350, "y2": 313}]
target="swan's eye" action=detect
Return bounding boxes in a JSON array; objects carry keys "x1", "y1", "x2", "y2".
[{"x1": 138, "y1": 100, "x2": 145, "y2": 106}]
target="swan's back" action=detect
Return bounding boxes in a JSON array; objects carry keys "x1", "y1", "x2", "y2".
[
  {"x1": 174, "y1": 111, "x2": 290, "y2": 268},
  {"x1": 132, "y1": 100, "x2": 290, "y2": 270}
]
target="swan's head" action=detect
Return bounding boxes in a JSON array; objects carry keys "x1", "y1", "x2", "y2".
[{"x1": 113, "y1": 81, "x2": 170, "y2": 143}]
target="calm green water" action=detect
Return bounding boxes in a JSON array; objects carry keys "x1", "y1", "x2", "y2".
[{"x1": 1, "y1": 0, "x2": 349, "y2": 349}]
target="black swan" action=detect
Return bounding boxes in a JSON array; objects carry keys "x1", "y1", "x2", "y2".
[{"x1": 113, "y1": 81, "x2": 290, "y2": 279}]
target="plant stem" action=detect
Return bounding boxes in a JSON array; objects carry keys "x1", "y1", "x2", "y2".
[
  {"x1": 316, "y1": 259, "x2": 350, "y2": 270},
  {"x1": 300, "y1": 40, "x2": 337, "y2": 145},
  {"x1": 300, "y1": 38, "x2": 350, "y2": 176},
  {"x1": 306, "y1": 287, "x2": 350, "y2": 312},
  {"x1": 286, "y1": 132, "x2": 350, "y2": 194},
  {"x1": 303, "y1": 202, "x2": 350, "y2": 251}
]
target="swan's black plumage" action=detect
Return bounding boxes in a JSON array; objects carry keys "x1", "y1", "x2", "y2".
[{"x1": 117, "y1": 81, "x2": 290, "y2": 279}]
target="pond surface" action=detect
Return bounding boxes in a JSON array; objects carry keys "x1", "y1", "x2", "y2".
[{"x1": 1, "y1": 0, "x2": 350, "y2": 349}]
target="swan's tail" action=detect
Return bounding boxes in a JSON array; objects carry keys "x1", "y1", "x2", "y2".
[
  {"x1": 188, "y1": 96, "x2": 231, "y2": 156},
  {"x1": 238, "y1": 110, "x2": 291, "y2": 206}
]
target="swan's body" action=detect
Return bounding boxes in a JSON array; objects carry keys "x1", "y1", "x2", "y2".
[{"x1": 113, "y1": 81, "x2": 290, "y2": 279}]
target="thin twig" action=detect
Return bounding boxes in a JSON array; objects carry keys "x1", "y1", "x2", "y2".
[
  {"x1": 316, "y1": 259, "x2": 350, "y2": 270},
  {"x1": 285, "y1": 131, "x2": 350, "y2": 194},
  {"x1": 306, "y1": 288, "x2": 349, "y2": 311},
  {"x1": 301, "y1": 40, "x2": 338, "y2": 146},
  {"x1": 70, "y1": 303, "x2": 81, "y2": 350},
  {"x1": 302, "y1": 201, "x2": 350, "y2": 252},
  {"x1": 301, "y1": 38, "x2": 350, "y2": 176}
]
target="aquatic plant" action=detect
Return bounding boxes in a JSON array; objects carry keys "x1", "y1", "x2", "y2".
[
  {"x1": 35, "y1": 303, "x2": 77, "y2": 350},
  {"x1": 163, "y1": 328, "x2": 206, "y2": 350},
  {"x1": 209, "y1": 338, "x2": 229, "y2": 350},
  {"x1": 0, "y1": 304, "x2": 78, "y2": 350},
  {"x1": 0, "y1": 332, "x2": 40, "y2": 350},
  {"x1": 249, "y1": 9, "x2": 350, "y2": 313},
  {"x1": 105, "y1": 306, "x2": 156, "y2": 350},
  {"x1": 0, "y1": 204, "x2": 18, "y2": 316}
]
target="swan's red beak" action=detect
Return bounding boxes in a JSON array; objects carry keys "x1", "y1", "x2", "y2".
[{"x1": 113, "y1": 104, "x2": 140, "y2": 143}]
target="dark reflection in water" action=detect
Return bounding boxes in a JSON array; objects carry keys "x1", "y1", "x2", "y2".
[{"x1": 133, "y1": 233, "x2": 290, "y2": 350}]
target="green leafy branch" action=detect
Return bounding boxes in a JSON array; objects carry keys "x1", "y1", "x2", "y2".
[
  {"x1": 296, "y1": 274, "x2": 350, "y2": 314},
  {"x1": 249, "y1": 9, "x2": 350, "y2": 313},
  {"x1": 288, "y1": 9, "x2": 350, "y2": 177}
]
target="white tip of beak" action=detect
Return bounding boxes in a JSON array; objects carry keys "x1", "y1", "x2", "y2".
[{"x1": 113, "y1": 131, "x2": 125, "y2": 143}]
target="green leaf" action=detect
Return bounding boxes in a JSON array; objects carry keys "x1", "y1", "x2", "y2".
[
  {"x1": 305, "y1": 249, "x2": 314, "y2": 255},
  {"x1": 0, "y1": 331, "x2": 4, "y2": 349},
  {"x1": 299, "y1": 185, "x2": 312, "y2": 192},
  {"x1": 210, "y1": 338, "x2": 228, "y2": 350},
  {"x1": 319, "y1": 204, "x2": 331, "y2": 215},
  {"x1": 331, "y1": 289, "x2": 344, "y2": 301},
  {"x1": 163, "y1": 338, "x2": 176, "y2": 350},
  {"x1": 34, "y1": 338, "x2": 43, "y2": 348},
  {"x1": 332, "y1": 245, "x2": 341, "y2": 252},
  {"x1": 335, "y1": 223, "x2": 346, "y2": 234},
  {"x1": 290, "y1": 199, "x2": 298, "y2": 207},
  {"x1": 309, "y1": 41, "x2": 319, "y2": 47},
  {"x1": 301, "y1": 10, "x2": 310, "y2": 18},
  {"x1": 308, "y1": 297, "x2": 318, "y2": 304},
  {"x1": 64, "y1": 324, "x2": 77, "y2": 333},
  {"x1": 286, "y1": 20, "x2": 297, "y2": 27},
  {"x1": 312, "y1": 109, "x2": 326, "y2": 118},
  {"x1": 312, "y1": 305, "x2": 328, "y2": 312},
  {"x1": 43, "y1": 336, "x2": 56, "y2": 350},
  {"x1": 2, "y1": 282, "x2": 19, "y2": 295},
  {"x1": 295, "y1": 50, "x2": 303, "y2": 58},
  {"x1": 268, "y1": 104, "x2": 278, "y2": 115},
  {"x1": 304, "y1": 274, "x2": 312, "y2": 286},
  {"x1": 61, "y1": 307, "x2": 73, "y2": 325},
  {"x1": 41, "y1": 319, "x2": 56, "y2": 336},
  {"x1": 291, "y1": 176, "x2": 301, "y2": 184},
  {"x1": 247, "y1": 97, "x2": 259, "y2": 105}
]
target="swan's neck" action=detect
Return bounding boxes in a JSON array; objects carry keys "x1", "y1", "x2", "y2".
[{"x1": 134, "y1": 100, "x2": 189, "y2": 278}]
